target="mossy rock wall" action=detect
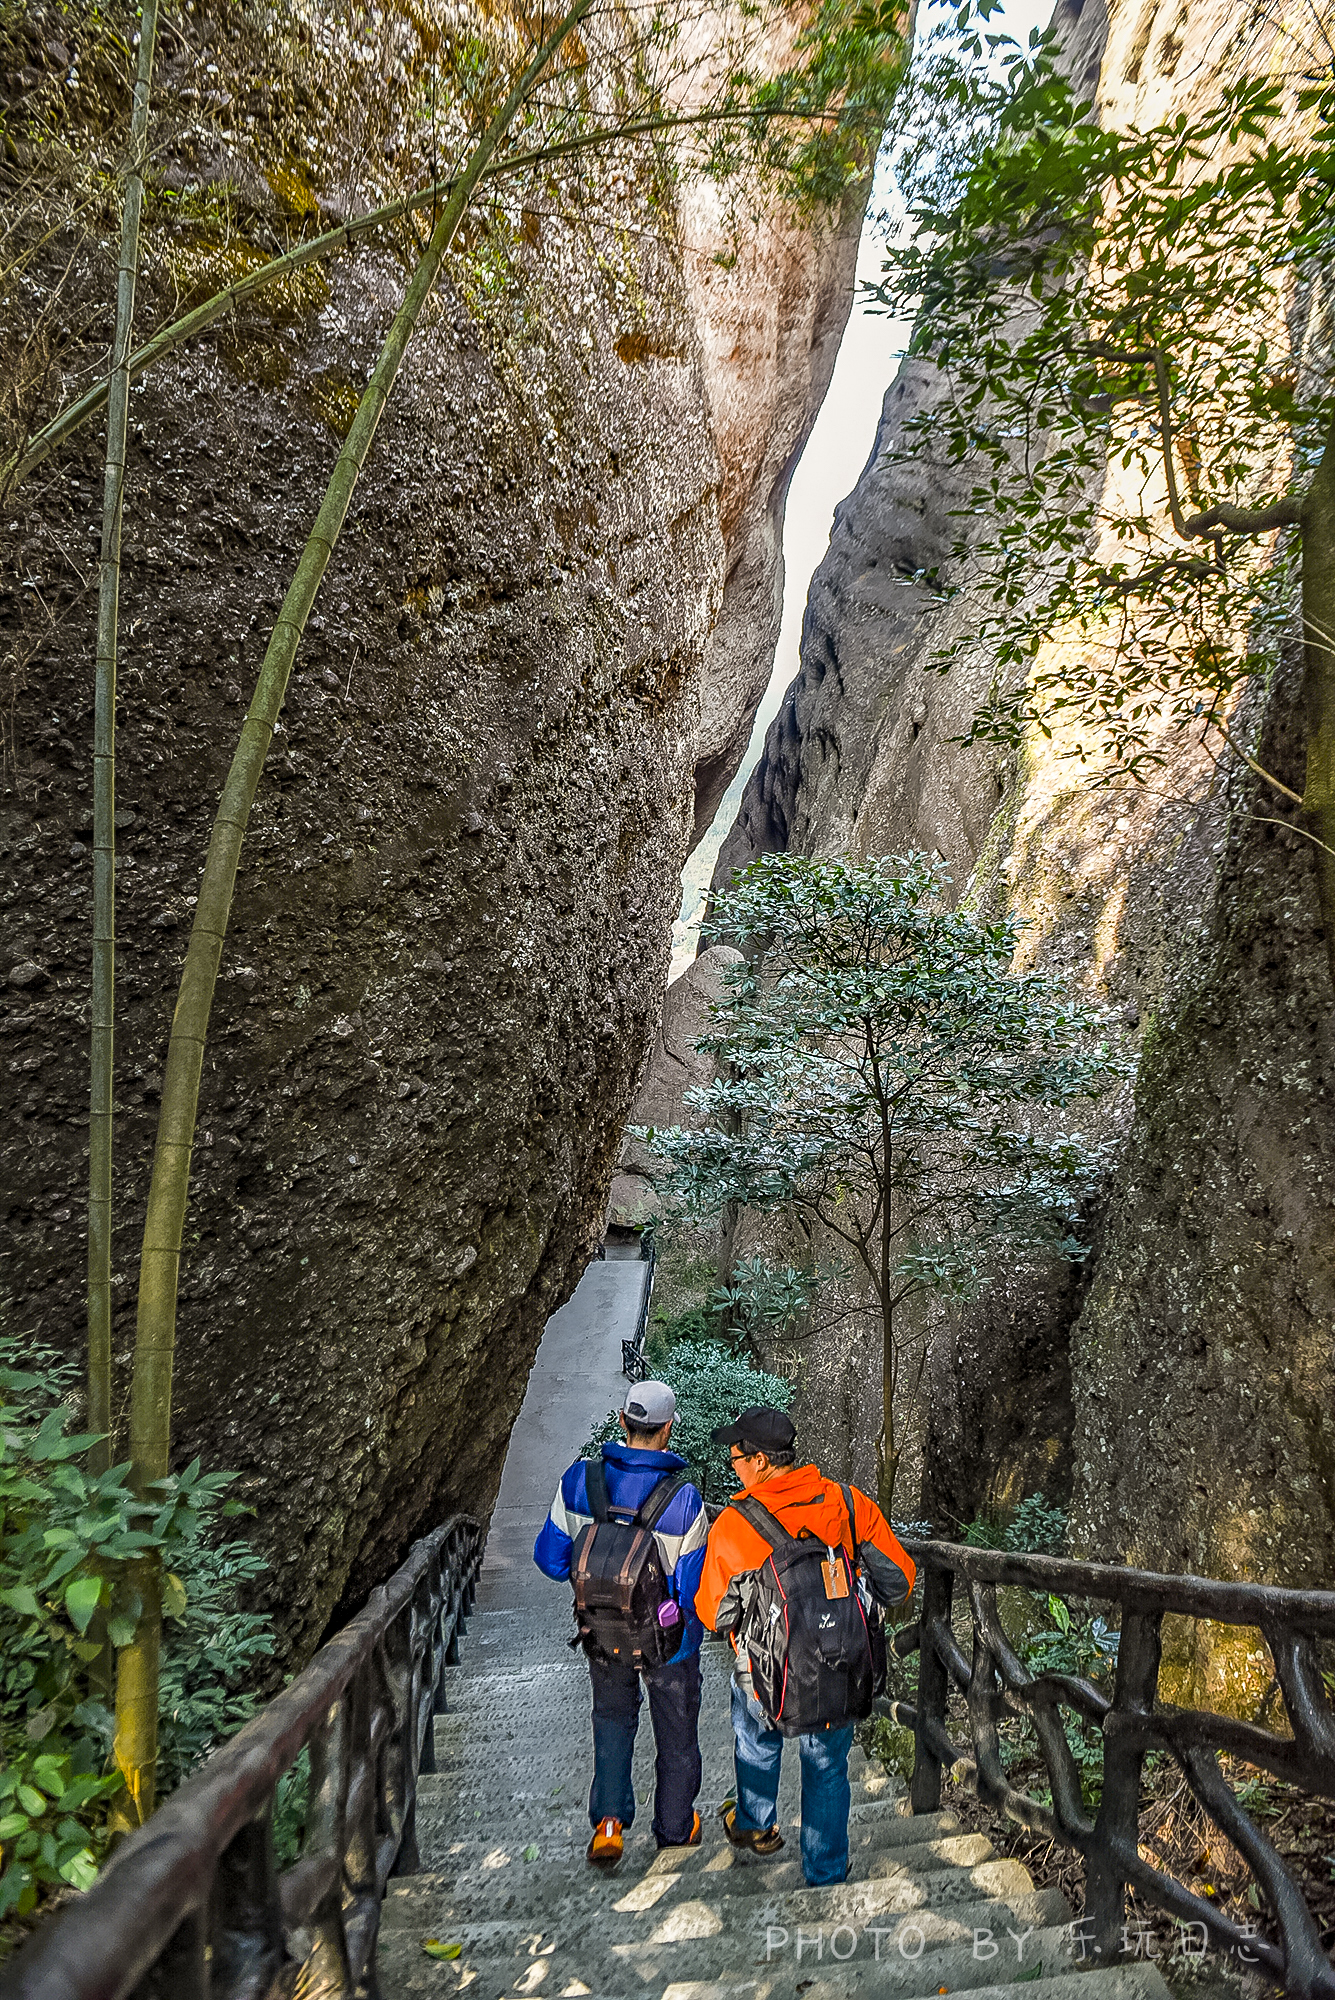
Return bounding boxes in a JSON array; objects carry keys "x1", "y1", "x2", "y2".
[{"x1": 1, "y1": 0, "x2": 732, "y2": 1667}]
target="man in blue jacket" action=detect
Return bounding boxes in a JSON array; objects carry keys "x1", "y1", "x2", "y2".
[{"x1": 534, "y1": 1379, "x2": 707, "y2": 1868}]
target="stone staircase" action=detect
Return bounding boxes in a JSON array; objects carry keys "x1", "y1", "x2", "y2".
[{"x1": 377, "y1": 1604, "x2": 1173, "y2": 2000}]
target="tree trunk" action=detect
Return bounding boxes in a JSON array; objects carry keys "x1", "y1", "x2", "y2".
[
  {"x1": 878, "y1": 1293, "x2": 897, "y2": 1514},
  {"x1": 111, "y1": 0, "x2": 595, "y2": 1824},
  {"x1": 1301, "y1": 418, "x2": 1335, "y2": 997}
]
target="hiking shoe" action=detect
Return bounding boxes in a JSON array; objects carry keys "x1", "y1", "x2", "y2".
[
  {"x1": 720, "y1": 1804, "x2": 784, "y2": 1855},
  {"x1": 587, "y1": 1818, "x2": 624, "y2": 1869},
  {"x1": 657, "y1": 1810, "x2": 702, "y2": 1851}
]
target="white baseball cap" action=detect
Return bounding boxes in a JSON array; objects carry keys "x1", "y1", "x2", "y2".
[{"x1": 621, "y1": 1381, "x2": 676, "y2": 1426}]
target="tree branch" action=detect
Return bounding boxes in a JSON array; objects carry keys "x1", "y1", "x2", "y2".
[
  {"x1": 1184, "y1": 498, "x2": 1306, "y2": 535},
  {"x1": 1205, "y1": 718, "x2": 1303, "y2": 805},
  {"x1": 1085, "y1": 339, "x2": 1305, "y2": 547}
]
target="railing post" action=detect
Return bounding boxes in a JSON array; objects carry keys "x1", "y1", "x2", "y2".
[
  {"x1": 386, "y1": 1611, "x2": 421, "y2": 1880},
  {"x1": 130, "y1": 1905, "x2": 209, "y2": 2000},
  {"x1": 211, "y1": 1804, "x2": 286, "y2": 1997},
  {"x1": 304, "y1": 1699, "x2": 354, "y2": 1999},
  {"x1": 1087, "y1": 1606, "x2": 1162, "y2": 1961},
  {"x1": 342, "y1": 1659, "x2": 382, "y2": 1996},
  {"x1": 911, "y1": 1560, "x2": 953, "y2": 1815}
]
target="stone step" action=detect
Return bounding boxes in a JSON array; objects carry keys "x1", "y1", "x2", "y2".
[
  {"x1": 375, "y1": 1906, "x2": 1087, "y2": 2000},
  {"x1": 646, "y1": 1971, "x2": 1173, "y2": 2000},
  {"x1": 382, "y1": 1850, "x2": 1054, "y2": 1945},
  {"x1": 379, "y1": 1975, "x2": 1165, "y2": 2000},
  {"x1": 400, "y1": 1810, "x2": 968, "y2": 1901},
  {"x1": 383, "y1": 1875, "x2": 1067, "y2": 1941},
  {"x1": 420, "y1": 1760, "x2": 892, "y2": 1814},
  {"x1": 410, "y1": 1801, "x2": 916, "y2": 1859},
  {"x1": 406, "y1": 1822, "x2": 988, "y2": 1904}
]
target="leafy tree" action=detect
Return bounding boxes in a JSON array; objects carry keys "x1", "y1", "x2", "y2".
[
  {"x1": 866, "y1": 6, "x2": 1335, "y2": 977},
  {"x1": 642, "y1": 852, "x2": 1120, "y2": 1509}
]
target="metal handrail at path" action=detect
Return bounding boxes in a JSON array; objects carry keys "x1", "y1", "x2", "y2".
[
  {"x1": 620, "y1": 1230, "x2": 657, "y2": 1382},
  {"x1": 0, "y1": 1513, "x2": 484, "y2": 2000},
  {"x1": 893, "y1": 1537, "x2": 1335, "y2": 2000}
]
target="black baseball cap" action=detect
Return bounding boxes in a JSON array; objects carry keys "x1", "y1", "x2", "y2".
[{"x1": 711, "y1": 1405, "x2": 796, "y2": 1453}]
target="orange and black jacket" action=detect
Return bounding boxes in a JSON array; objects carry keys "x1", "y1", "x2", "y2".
[{"x1": 695, "y1": 1463, "x2": 916, "y2": 1642}]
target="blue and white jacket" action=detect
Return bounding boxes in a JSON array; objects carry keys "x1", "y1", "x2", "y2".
[{"x1": 533, "y1": 1442, "x2": 708, "y2": 1664}]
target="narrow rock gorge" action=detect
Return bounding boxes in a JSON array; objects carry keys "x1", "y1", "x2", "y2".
[
  {"x1": 680, "y1": 0, "x2": 1335, "y2": 1590},
  {"x1": 0, "y1": 0, "x2": 864, "y2": 1665}
]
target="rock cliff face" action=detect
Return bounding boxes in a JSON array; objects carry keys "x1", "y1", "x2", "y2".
[
  {"x1": 608, "y1": 944, "x2": 743, "y2": 1227},
  {"x1": 681, "y1": 189, "x2": 866, "y2": 847},
  {"x1": 706, "y1": 0, "x2": 1335, "y2": 1582},
  {"x1": 0, "y1": 0, "x2": 859, "y2": 1663}
]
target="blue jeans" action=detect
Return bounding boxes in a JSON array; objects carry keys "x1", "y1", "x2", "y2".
[
  {"x1": 730, "y1": 1678, "x2": 855, "y2": 1886},
  {"x1": 588, "y1": 1652, "x2": 702, "y2": 1846}
]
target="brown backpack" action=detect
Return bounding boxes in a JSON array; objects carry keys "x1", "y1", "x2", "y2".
[{"x1": 569, "y1": 1461, "x2": 691, "y2": 1670}]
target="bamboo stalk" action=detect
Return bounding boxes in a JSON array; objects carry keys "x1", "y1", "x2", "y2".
[
  {"x1": 1300, "y1": 423, "x2": 1335, "y2": 995},
  {"x1": 91, "y1": 0, "x2": 159, "y2": 1483},
  {"x1": 111, "y1": 0, "x2": 596, "y2": 1821}
]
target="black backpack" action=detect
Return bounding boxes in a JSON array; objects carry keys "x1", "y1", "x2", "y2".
[
  {"x1": 569, "y1": 1461, "x2": 692, "y2": 1670},
  {"x1": 729, "y1": 1483, "x2": 879, "y2": 1735}
]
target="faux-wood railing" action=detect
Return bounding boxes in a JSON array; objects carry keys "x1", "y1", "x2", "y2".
[
  {"x1": 893, "y1": 1538, "x2": 1335, "y2": 2000},
  {"x1": 0, "y1": 1513, "x2": 483, "y2": 2000}
]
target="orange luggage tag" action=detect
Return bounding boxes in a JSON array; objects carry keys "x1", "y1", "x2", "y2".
[{"x1": 821, "y1": 1549, "x2": 849, "y2": 1599}]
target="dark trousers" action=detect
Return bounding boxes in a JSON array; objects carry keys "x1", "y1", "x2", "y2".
[{"x1": 587, "y1": 1651, "x2": 702, "y2": 1846}]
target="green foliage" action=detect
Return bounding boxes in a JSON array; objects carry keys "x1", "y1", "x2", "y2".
[
  {"x1": 640, "y1": 852, "x2": 1122, "y2": 1495},
  {"x1": 707, "y1": 0, "x2": 910, "y2": 209},
  {"x1": 1006, "y1": 1493, "x2": 1067, "y2": 1556},
  {"x1": 867, "y1": 1, "x2": 1335, "y2": 777},
  {"x1": 157, "y1": 1531, "x2": 276, "y2": 1795},
  {"x1": 646, "y1": 1254, "x2": 823, "y2": 1366},
  {"x1": 1024, "y1": 1608, "x2": 1119, "y2": 1686},
  {"x1": 273, "y1": 1748, "x2": 310, "y2": 1868},
  {"x1": 585, "y1": 1338, "x2": 792, "y2": 1501},
  {"x1": 964, "y1": 1514, "x2": 1007, "y2": 1549},
  {"x1": 865, "y1": 1712, "x2": 917, "y2": 1780},
  {"x1": 964, "y1": 1491, "x2": 1067, "y2": 1551},
  {"x1": 0, "y1": 1341, "x2": 275, "y2": 1925}
]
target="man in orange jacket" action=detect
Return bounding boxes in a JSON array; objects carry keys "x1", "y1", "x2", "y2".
[{"x1": 695, "y1": 1404, "x2": 916, "y2": 1887}]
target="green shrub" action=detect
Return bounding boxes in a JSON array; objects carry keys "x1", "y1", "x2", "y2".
[
  {"x1": 644, "y1": 1255, "x2": 822, "y2": 1369},
  {"x1": 1006, "y1": 1495, "x2": 1067, "y2": 1556},
  {"x1": 864, "y1": 1713, "x2": 916, "y2": 1781},
  {"x1": 0, "y1": 1339, "x2": 275, "y2": 1931},
  {"x1": 157, "y1": 1531, "x2": 277, "y2": 1794},
  {"x1": 962, "y1": 1492, "x2": 1068, "y2": 1555},
  {"x1": 585, "y1": 1337, "x2": 792, "y2": 1500}
]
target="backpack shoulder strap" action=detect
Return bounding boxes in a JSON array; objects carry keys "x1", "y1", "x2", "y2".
[
  {"x1": 637, "y1": 1468, "x2": 692, "y2": 1532},
  {"x1": 584, "y1": 1457, "x2": 611, "y2": 1524},
  {"x1": 729, "y1": 1492, "x2": 806, "y2": 1556},
  {"x1": 840, "y1": 1484, "x2": 861, "y2": 1561}
]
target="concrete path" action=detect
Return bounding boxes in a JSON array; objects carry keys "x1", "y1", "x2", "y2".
[
  {"x1": 377, "y1": 1249, "x2": 1172, "y2": 2000},
  {"x1": 477, "y1": 1254, "x2": 650, "y2": 1614}
]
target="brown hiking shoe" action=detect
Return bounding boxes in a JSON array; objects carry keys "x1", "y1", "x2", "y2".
[
  {"x1": 720, "y1": 1803, "x2": 784, "y2": 1855},
  {"x1": 587, "y1": 1817, "x2": 624, "y2": 1869}
]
